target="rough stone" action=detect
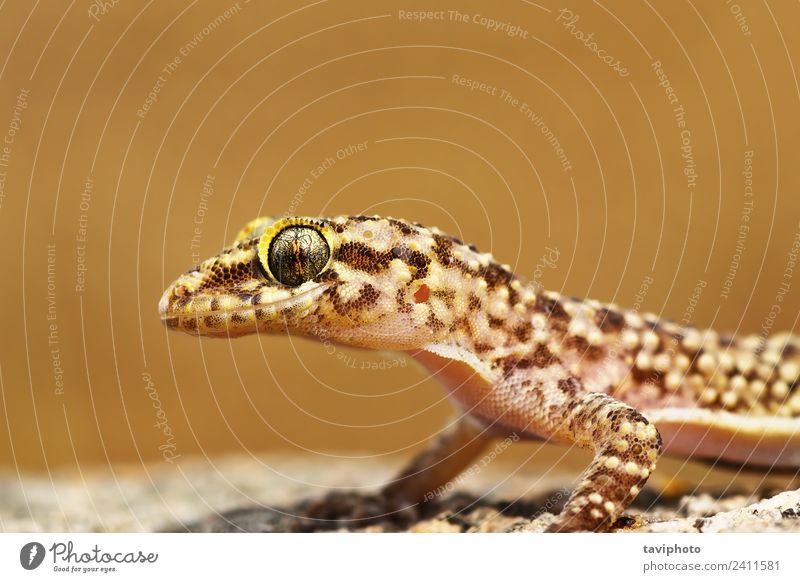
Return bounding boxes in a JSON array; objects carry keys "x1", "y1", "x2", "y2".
[{"x1": 1, "y1": 454, "x2": 798, "y2": 533}]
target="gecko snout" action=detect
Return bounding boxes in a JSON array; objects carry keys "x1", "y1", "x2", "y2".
[{"x1": 158, "y1": 255, "x2": 331, "y2": 338}]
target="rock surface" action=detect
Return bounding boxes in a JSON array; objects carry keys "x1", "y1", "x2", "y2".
[{"x1": 1, "y1": 453, "x2": 798, "y2": 533}]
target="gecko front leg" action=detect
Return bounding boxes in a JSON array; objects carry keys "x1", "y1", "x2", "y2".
[
  {"x1": 415, "y1": 349, "x2": 664, "y2": 531},
  {"x1": 546, "y1": 392, "x2": 663, "y2": 532},
  {"x1": 304, "y1": 416, "x2": 493, "y2": 524},
  {"x1": 382, "y1": 415, "x2": 493, "y2": 504}
]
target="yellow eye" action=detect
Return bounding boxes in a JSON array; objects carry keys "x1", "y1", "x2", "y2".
[{"x1": 263, "y1": 226, "x2": 330, "y2": 287}]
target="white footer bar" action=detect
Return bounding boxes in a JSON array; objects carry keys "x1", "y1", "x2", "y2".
[{"x1": 1, "y1": 533, "x2": 797, "y2": 580}]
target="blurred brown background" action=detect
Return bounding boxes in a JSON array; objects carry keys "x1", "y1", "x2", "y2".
[{"x1": 1, "y1": 0, "x2": 798, "y2": 475}]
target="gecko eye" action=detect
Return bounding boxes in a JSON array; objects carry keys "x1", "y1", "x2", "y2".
[{"x1": 265, "y1": 226, "x2": 330, "y2": 287}]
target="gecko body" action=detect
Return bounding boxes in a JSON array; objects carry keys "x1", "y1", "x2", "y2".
[{"x1": 159, "y1": 215, "x2": 800, "y2": 531}]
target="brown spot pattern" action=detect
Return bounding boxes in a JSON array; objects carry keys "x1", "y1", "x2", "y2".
[{"x1": 531, "y1": 343, "x2": 559, "y2": 367}]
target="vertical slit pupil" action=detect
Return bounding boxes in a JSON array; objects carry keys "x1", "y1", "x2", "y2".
[{"x1": 268, "y1": 226, "x2": 330, "y2": 286}]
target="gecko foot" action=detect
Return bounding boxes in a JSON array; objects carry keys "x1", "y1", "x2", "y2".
[{"x1": 302, "y1": 491, "x2": 420, "y2": 529}]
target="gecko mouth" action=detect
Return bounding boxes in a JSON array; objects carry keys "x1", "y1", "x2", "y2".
[{"x1": 158, "y1": 283, "x2": 327, "y2": 336}]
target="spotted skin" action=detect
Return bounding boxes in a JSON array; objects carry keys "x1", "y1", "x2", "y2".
[{"x1": 160, "y1": 215, "x2": 800, "y2": 532}]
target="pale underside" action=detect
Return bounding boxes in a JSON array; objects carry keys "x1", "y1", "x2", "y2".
[{"x1": 414, "y1": 347, "x2": 800, "y2": 469}]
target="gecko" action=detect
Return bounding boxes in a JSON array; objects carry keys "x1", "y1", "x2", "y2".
[{"x1": 159, "y1": 215, "x2": 800, "y2": 532}]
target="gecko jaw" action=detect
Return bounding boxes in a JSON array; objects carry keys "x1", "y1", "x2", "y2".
[{"x1": 158, "y1": 280, "x2": 328, "y2": 338}]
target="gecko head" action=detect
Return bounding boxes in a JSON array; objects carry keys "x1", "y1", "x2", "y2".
[{"x1": 159, "y1": 215, "x2": 466, "y2": 349}]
